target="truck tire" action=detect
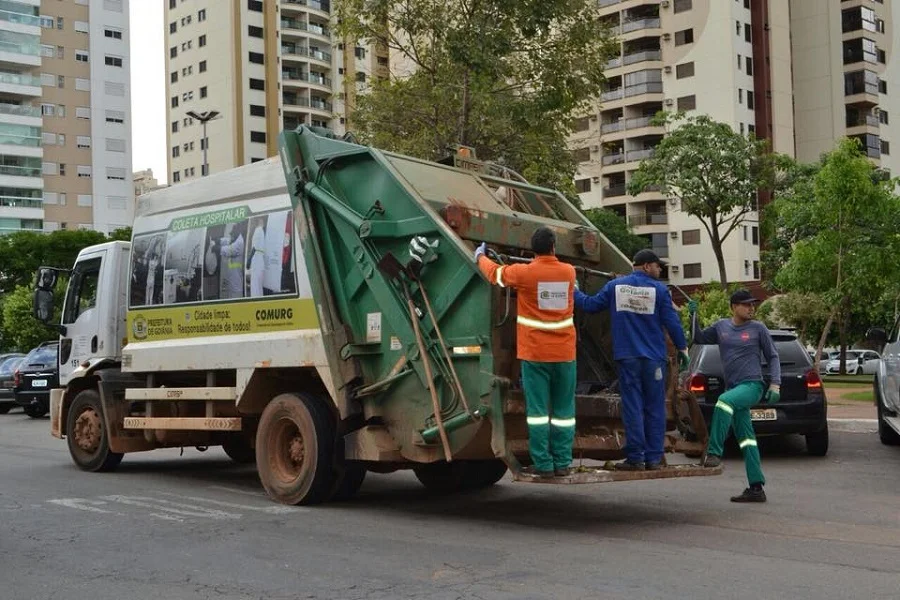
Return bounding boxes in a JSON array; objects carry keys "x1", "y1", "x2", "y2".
[
  {"x1": 66, "y1": 389, "x2": 123, "y2": 472},
  {"x1": 330, "y1": 462, "x2": 367, "y2": 501},
  {"x1": 414, "y1": 461, "x2": 469, "y2": 493},
  {"x1": 256, "y1": 393, "x2": 337, "y2": 505},
  {"x1": 876, "y1": 384, "x2": 900, "y2": 446},
  {"x1": 0, "y1": 404, "x2": 12, "y2": 414},
  {"x1": 222, "y1": 436, "x2": 256, "y2": 464},
  {"x1": 805, "y1": 428, "x2": 829, "y2": 456},
  {"x1": 465, "y1": 459, "x2": 508, "y2": 489}
]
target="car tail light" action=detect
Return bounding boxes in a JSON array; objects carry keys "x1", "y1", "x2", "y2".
[
  {"x1": 805, "y1": 370, "x2": 822, "y2": 389},
  {"x1": 13, "y1": 369, "x2": 20, "y2": 387},
  {"x1": 688, "y1": 373, "x2": 706, "y2": 393}
]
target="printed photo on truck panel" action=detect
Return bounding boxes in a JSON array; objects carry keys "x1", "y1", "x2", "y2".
[{"x1": 129, "y1": 209, "x2": 298, "y2": 308}]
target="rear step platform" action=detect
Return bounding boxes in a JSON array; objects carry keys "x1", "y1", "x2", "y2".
[{"x1": 512, "y1": 463, "x2": 722, "y2": 484}]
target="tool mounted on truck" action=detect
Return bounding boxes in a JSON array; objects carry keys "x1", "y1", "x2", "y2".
[{"x1": 33, "y1": 126, "x2": 717, "y2": 506}]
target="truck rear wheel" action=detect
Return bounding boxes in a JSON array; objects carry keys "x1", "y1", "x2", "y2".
[
  {"x1": 256, "y1": 393, "x2": 336, "y2": 505},
  {"x1": 414, "y1": 460, "x2": 507, "y2": 493},
  {"x1": 222, "y1": 436, "x2": 256, "y2": 464},
  {"x1": 66, "y1": 389, "x2": 123, "y2": 472},
  {"x1": 331, "y1": 462, "x2": 367, "y2": 501},
  {"x1": 466, "y1": 459, "x2": 508, "y2": 488}
]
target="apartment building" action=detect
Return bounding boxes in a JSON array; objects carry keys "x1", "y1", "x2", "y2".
[
  {"x1": 165, "y1": 0, "x2": 388, "y2": 184},
  {"x1": 133, "y1": 167, "x2": 162, "y2": 197},
  {"x1": 0, "y1": 0, "x2": 42, "y2": 235},
  {"x1": 790, "y1": 0, "x2": 898, "y2": 175},
  {"x1": 574, "y1": 0, "x2": 794, "y2": 286},
  {"x1": 36, "y1": 0, "x2": 133, "y2": 235}
]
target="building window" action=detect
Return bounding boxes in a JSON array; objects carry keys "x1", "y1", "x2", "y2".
[
  {"x1": 170, "y1": 46, "x2": 177, "y2": 58},
  {"x1": 250, "y1": 104, "x2": 266, "y2": 117},
  {"x1": 199, "y1": 60, "x2": 207, "y2": 73},
  {"x1": 744, "y1": 0, "x2": 750, "y2": 8},
  {"x1": 105, "y1": 56, "x2": 123, "y2": 67},
  {"x1": 575, "y1": 179, "x2": 591, "y2": 193},
  {"x1": 57, "y1": 16, "x2": 63, "y2": 29},
  {"x1": 753, "y1": 261, "x2": 760, "y2": 280},
  {"x1": 747, "y1": 90, "x2": 755, "y2": 109},
  {"x1": 76, "y1": 106, "x2": 91, "y2": 119},
  {"x1": 105, "y1": 82, "x2": 125, "y2": 96},
  {"x1": 673, "y1": 0, "x2": 692, "y2": 13},
  {"x1": 76, "y1": 51, "x2": 89, "y2": 63},
  {"x1": 198, "y1": 9, "x2": 206, "y2": 21},
  {"x1": 248, "y1": 25, "x2": 263, "y2": 38},
  {"x1": 41, "y1": 103, "x2": 56, "y2": 116},
  {"x1": 879, "y1": 79, "x2": 888, "y2": 94},
  {"x1": 171, "y1": 71, "x2": 178, "y2": 83},
  {"x1": 76, "y1": 135, "x2": 91, "y2": 148},
  {"x1": 677, "y1": 95, "x2": 696, "y2": 111},
  {"x1": 104, "y1": 28, "x2": 122, "y2": 39},
  {"x1": 740, "y1": 122, "x2": 745, "y2": 135},
  {"x1": 40, "y1": 44, "x2": 54, "y2": 58},
  {"x1": 249, "y1": 51, "x2": 264, "y2": 64},
  {"x1": 171, "y1": 96, "x2": 179, "y2": 108},
  {"x1": 42, "y1": 161, "x2": 58, "y2": 175},
  {"x1": 881, "y1": 140, "x2": 890, "y2": 155},
  {"x1": 107, "y1": 168, "x2": 127, "y2": 181},
  {"x1": 200, "y1": 137, "x2": 208, "y2": 150},
  {"x1": 169, "y1": 0, "x2": 176, "y2": 8},
  {"x1": 744, "y1": 23, "x2": 751, "y2": 43},
  {"x1": 58, "y1": 75, "x2": 65, "y2": 88},
  {"x1": 106, "y1": 110, "x2": 125, "y2": 124},
  {"x1": 77, "y1": 165, "x2": 92, "y2": 178},
  {"x1": 746, "y1": 56, "x2": 753, "y2": 76},
  {"x1": 171, "y1": 121, "x2": 179, "y2": 133},
  {"x1": 173, "y1": 171, "x2": 180, "y2": 183},
  {"x1": 880, "y1": 110, "x2": 889, "y2": 124},
  {"x1": 250, "y1": 131, "x2": 267, "y2": 143},
  {"x1": 738, "y1": 88, "x2": 743, "y2": 104},
  {"x1": 752, "y1": 226, "x2": 759, "y2": 245},
  {"x1": 106, "y1": 138, "x2": 126, "y2": 152},
  {"x1": 199, "y1": 35, "x2": 206, "y2": 47},
  {"x1": 77, "y1": 194, "x2": 92, "y2": 207},
  {"x1": 748, "y1": 124, "x2": 755, "y2": 135},
  {"x1": 40, "y1": 16, "x2": 53, "y2": 28},
  {"x1": 74, "y1": 20, "x2": 89, "y2": 33},
  {"x1": 59, "y1": 164, "x2": 66, "y2": 176},
  {"x1": 169, "y1": 22, "x2": 176, "y2": 34},
  {"x1": 573, "y1": 117, "x2": 590, "y2": 132},
  {"x1": 181, "y1": 15, "x2": 191, "y2": 26},
  {"x1": 682, "y1": 229, "x2": 701, "y2": 245},
  {"x1": 683, "y1": 263, "x2": 702, "y2": 279},
  {"x1": 249, "y1": 78, "x2": 265, "y2": 91},
  {"x1": 248, "y1": 0, "x2": 263, "y2": 11},
  {"x1": 736, "y1": 21, "x2": 741, "y2": 36},
  {"x1": 172, "y1": 146, "x2": 180, "y2": 158},
  {"x1": 356, "y1": 72, "x2": 367, "y2": 83},
  {"x1": 675, "y1": 62, "x2": 694, "y2": 79},
  {"x1": 200, "y1": 86, "x2": 207, "y2": 98},
  {"x1": 201, "y1": 164, "x2": 208, "y2": 176},
  {"x1": 573, "y1": 147, "x2": 590, "y2": 162},
  {"x1": 674, "y1": 29, "x2": 694, "y2": 46},
  {"x1": 355, "y1": 47, "x2": 366, "y2": 59},
  {"x1": 182, "y1": 65, "x2": 192, "y2": 76}
]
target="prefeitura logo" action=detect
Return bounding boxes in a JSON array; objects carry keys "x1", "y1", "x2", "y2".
[{"x1": 132, "y1": 315, "x2": 148, "y2": 340}]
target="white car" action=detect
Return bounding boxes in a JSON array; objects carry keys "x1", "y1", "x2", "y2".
[{"x1": 824, "y1": 349, "x2": 881, "y2": 375}]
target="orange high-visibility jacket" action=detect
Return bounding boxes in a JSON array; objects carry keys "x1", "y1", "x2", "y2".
[{"x1": 478, "y1": 254, "x2": 576, "y2": 362}]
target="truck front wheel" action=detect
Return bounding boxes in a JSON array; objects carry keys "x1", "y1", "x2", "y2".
[
  {"x1": 66, "y1": 389, "x2": 123, "y2": 472},
  {"x1": 256, "y1": 393, "x2": 336, "y2": 505}
]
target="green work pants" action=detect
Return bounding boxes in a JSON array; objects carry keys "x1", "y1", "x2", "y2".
[
  {"x1": 521, "y1": 360, "x2": 576, "y2": 472},
  {"x1": 707, "y1": 380, "x2": 766, "y2": 486}
]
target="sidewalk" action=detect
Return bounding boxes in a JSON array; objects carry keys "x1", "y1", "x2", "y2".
[{"x1": 826, "y1": 385, "x2": 875, "y2": 420}]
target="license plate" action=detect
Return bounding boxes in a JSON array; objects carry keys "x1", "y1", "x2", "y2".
[
  {"x1": 750, "y1": 408, "x2": 776, "y2": 421},
  {"x1": 31, "y1": 379, "x2": 47, "y2": 388}
]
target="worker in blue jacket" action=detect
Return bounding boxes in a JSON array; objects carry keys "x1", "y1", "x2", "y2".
[{"x1": 575, "y1": 249, "x2": 689, "y2": 470}]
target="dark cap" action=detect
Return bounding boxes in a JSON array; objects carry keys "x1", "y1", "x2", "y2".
[
  {"x1": 730, "y1": 289, "x2": 759, "y2": 305},
  {"x1": 632, "y1": 249, "x2": 666, "y2": 267}
]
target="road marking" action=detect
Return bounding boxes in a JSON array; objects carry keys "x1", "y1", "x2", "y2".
[
  {"x1": 47, "y1": 498, "x2": 122, "y2": 515},
  {"x1": 158, "y1": 492, "x2": 303, "y2": 514},
  {"x1": 207, "y1": 484, "x2": 270, "y2": 498},
  {"x1": 98, "y1": 495, "x2": 241, "y2": 520}
]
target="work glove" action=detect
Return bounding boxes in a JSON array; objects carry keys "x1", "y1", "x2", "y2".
[
  {"x1": 764, "y1": 385, "x2": 781, "y2": 405},
  {"x1": 687, "y1": 299, "x2": 698, "y2": 314},
  {"x1": 678, "y1": 349, "x2": 690, "y2": 372},
  {"x1": 474, "y1": 242, "x2": 487, "y2": 261},
  {"x1": 409, "y1": 236, "x2": 439, "y2": 264}
]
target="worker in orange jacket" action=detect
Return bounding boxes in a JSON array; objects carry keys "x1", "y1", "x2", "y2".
[{"x1": 476, "y1": 227, "x2": 577, "y2": 477}]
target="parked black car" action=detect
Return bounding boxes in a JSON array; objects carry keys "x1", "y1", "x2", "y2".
[
  {"x1": 0, "y1": 354, "x2": 25, "y2": 413},
  {"x1": 682, "y1": 330, "x2": 829, "y2": 456},
  {"x1": 13, "y1": 342, "x2": 59, "y2": 419}
]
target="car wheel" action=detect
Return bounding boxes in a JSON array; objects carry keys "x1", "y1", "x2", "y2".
[
  {"x1": 66, "y1": 389, "x2": 123, "y2": 471},
  {"x1": 0, "y1": 404, "x2": 11, "y2": 415},
  {"x1": 24, "y1": 405, "x2": 47, "y2": 419},
  {"x1": 805, "y1": 428, "x2": 829, "y2": 456},
  {"x1": 876, "y1": 383, "x2": 900, "y2": 446}
]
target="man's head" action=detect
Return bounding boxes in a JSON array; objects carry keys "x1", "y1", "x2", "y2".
[
  {"x1": 729, "y1": 289, "x2": 759, "y2": 322},
  {"x1": 531, "y1": 226, "x2": 556, "y2": 256},
  {"x1": 632, "y1": 249, "x2": 665, "y2": 279}
]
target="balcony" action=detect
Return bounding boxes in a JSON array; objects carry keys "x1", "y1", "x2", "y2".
[
  {"x1": 281, "y1": 45, "x2": 332, "y2": 63},
  {"x1": 603, "y1": 184, "x2": 627, "y2": 197},
  {"x1": 282, "y1": 0, "x2": 330, "y2": 13},
  {"x1": 622, "y1": 18, "x2": 661, "y2": 34},
  {"x1": 0, "y1": 71, "x2": 41, "y2": 87},
  {"x1": 0, "y1": 163, "x2": 40, "y2": 178},
  {"x1": 601, "y1": 88, "x2": 624, "y2": 102},
  {"x1": 601, "y1": 120, "x2": 624, "y2": 134},
  {"x1": 625, "y1": 82, "x2": 663, "y2": 97},
  {"x1": 628, "y1": 213, "x2": 668, "y2": 226},
  {"x1": 627, "y1": 148, "x2": 656, "y2": 161},
  {"x1": 282, "y1": 71, "x2": 332, "y2": 88},
  {"x1": 310, "y1": 98, "x2": 333, "y2": 112},
  {"x1": 651, "y1": 246, "x2": 669, "y2": 258},
  {"x1": 846, "y1": 113, "x2": 880, "y2": 128},
  {"x1": 625, "y1": 115, "x2": 656, "y2": 130},
  {"x1": 606, "y1": 56, "x2": 622, "y2": 69},
  {"x1": 0, "y1": 194, "x2": 42, "y2": 209},
  {"x1": 0, "y1": 9, "x2": 40, "y2": 28},
  {"x1": 0, "y1": 102, "x2": 38, "y2": 118},
  {"x1": 623, "y1": 49, "x2": 661, "y2": 66},
  {"x1": 280, "y1": 19, "x2": 331, "y2": 38},
  {"x1": 0, "y1": 123, "x2": 40, "y2": 147},
  {"x1": 0, "y1": 31, "x2": 40, "y2": 65},
  {"x1": 283, "y1": 96, "x2": 311, "y2": 109},
  {"x1": 599, "y1": 0, "x2": 621, "y2": 7},
  {"x1": 602, "y1": 152, "x2": 625, "y2": 166}
]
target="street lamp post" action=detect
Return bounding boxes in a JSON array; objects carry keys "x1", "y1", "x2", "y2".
[{"x1": 186, "y1": 110, "x2": 220, "y2": 176}]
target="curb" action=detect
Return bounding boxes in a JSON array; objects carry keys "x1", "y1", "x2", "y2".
[{"x1": 827, "y1": 418, "x2": 878, "y2": 433}]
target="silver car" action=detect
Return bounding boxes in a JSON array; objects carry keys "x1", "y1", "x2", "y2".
[
  {"x1": 824, "y1": 349, "x2": 881, "y2": 375},
  {"x1": 868, "y1": 326, "x2": 900, "y2": 446}
]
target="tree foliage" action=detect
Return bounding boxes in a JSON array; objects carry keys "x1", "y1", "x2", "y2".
[
  {"x1": 772, "y1": 138, "x2": 900, "y2": 369},
  {"x1": 680, "y1": 283, "x2": 740, "y2": 336},
  {"x1": 627, "y1": 113, "x2": 787, "y2": 289},
  {"x1": 0, "y1": 285, "x2": 61, "y2": 352},
  {"x1": 584, "y1": 208, "x2": 646, "y2": 260},
  {"x1": 334, "y1": 0, "x2": 617, "y2": 194}
]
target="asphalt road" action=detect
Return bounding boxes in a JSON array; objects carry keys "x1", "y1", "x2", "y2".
[{"x1": 1, "y1": 411, "x2": 899, "y2": 600}]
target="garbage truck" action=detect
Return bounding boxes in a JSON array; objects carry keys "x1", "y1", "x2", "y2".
[{"x1": 33, "y1": 126, "x2": 717, "y2": 505}]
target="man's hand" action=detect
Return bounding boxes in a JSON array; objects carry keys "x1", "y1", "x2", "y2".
[
  {"x1": 765, "y1": 385, "x2": 781, "y2": 404},
  {"x1": 474, "y1": 242, "x2": 487, "y2": 261},
  {"x1": 678, "y1": 349, "x2": 690, "y2": 372},
  {"x1": 687, "y1": 299, "x2": 698, "y2": 314}
]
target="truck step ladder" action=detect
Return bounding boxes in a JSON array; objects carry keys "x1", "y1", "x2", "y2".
[{"x1": 512, "y1": 463, "x2": 722, "y2": 484}]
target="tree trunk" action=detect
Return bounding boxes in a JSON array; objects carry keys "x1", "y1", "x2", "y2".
[
  {"x1": 458, "y1": 69, "x2": 470, "y2": 147},
  {"x1": 814, "y1": 307, "x2": 838, "y2": 366},
  {"x1": 709, "y1": 226, "x2": 729, "y2": 290},
  {"x1": 837, "y1": 295, "x2": 850, "y2": 375}
]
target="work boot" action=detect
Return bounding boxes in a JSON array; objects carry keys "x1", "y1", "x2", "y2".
[
  {"x1": 614, "y1": 459, "x2": 645, "y2": 471},
  {"x1": 554, "y1": 467, "x2": 573, "y2": 477},
  {"x1": 521, "y1": 465, "x2": 554, "y2": 478},
  {"x1": 645, "y1": 456, "x2": 667, "y2": 470},
  {"x1": 730, "y1": 487, "x2": 767, "y2": 503},
  {"x1": 700, "y1": 454, "x2": 722, "y2": 468}
]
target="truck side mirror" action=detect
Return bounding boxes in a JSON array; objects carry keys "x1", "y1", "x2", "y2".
[
  {"x1": 35, "y1": 267, "x2": 58, "y2": 292},
  {"x1": 866, "y1": 327, "x2": 888, "y2": 346},
  {"x1": 33, "y1": 288, "x2": 54, "y2": 323}
]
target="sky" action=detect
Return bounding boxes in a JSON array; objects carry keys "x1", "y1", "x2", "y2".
[{"x1": 129, "y1": 1, "x2": 167, "y2": 184}]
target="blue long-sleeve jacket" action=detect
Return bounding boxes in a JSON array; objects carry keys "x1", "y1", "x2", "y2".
[{"x1": 575, "y1": 271, "x2": 687, "y2": 361}]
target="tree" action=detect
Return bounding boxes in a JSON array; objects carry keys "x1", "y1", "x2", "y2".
[
  {"x1": 109, "y1": 226, "x2": 132, "y2": 242},
  {"x1": 335, "y1": 0, "x2": 617, "y2": 194},
  {"x1": 627, "y1": 113, "x2": 786, "y2": 289},
  {"x1": 679, "y1": 283, "x2": 739, "y2": 335},
  {"x1": 0, "y1": 229, "x2": 107, "y2": 298},
  {"x1": 773, "y1": 138, "x2": 900, "y2": 372},
  {"x1": 1, "y1": 285, "x2": 60, "y2": 352},
  {"x1": 584, "y1": 208, "x2": 646, "y2": 260}
]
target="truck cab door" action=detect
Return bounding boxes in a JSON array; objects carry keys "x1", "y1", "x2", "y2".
[
  {"x1": 59, "y1": 251, "x2": 110, "y2": 385},
  {"x1": 883, "y1": 316, "x2": 900, "y2": 412}
]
